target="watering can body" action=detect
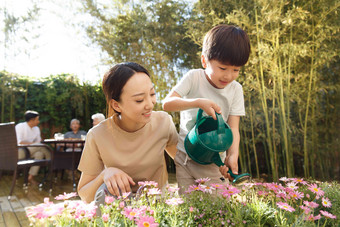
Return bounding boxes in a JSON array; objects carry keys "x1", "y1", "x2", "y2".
[{"x1": 184, "y1": 108, "x2": 233, "y2": 167}]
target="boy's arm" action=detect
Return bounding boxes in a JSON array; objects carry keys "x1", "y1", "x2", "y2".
[
  {"x1": 219, "y1": 115, "x2": 240, "y2": 179},
  {"x1": 226, "y1": 115, "x2": 240, "y2": 174},
  {"x1": 162, "y1": 91, "x2": 221, "y2": 120}
]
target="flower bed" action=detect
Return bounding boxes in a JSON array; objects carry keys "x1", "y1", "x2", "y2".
[{"x1": 27, "y1": 178, "x2": 339, "y2": 226}]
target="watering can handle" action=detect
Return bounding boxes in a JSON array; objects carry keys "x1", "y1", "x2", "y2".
[
  {"x1": 196, "y1": 108, "x2": 204, "y2": 122},
  {"x1": 196, "y1": 109, "x2": 226, "y2": 134}
]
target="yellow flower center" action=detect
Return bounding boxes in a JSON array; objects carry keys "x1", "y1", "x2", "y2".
[
  {"x1": 130, "y1": 212, "x2": 136, "y2": 216},
  {"x1": 143, "y1": 222, "x2": 150, "y2": 227},
  {"x1": 313, "y1": 188, "x2": 319, "y2": 192}
]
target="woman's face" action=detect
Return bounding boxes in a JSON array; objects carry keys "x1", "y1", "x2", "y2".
[{"x1": 112, "y1": 72, "x2": 156, "y2": 132}]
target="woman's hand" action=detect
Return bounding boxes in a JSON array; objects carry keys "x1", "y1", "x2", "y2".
[{"x1": 103, "y1": 167, "x2": 135, "y2": 196}]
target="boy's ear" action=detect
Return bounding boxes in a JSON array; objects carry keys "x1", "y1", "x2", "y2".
[
  {"x1": 201, "y1": 55, "x2": 207, "y2": 68},
  {"x1": 110, "y1": 99, "x2": 121, "y2": 114}
]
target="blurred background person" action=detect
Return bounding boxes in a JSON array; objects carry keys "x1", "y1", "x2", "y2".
[
  {"x1": 15, "y1": 110, "x2": 51, "y2": 185},
  {"x1": 91, "y1": 113, "x2": 105, "y2": 127},
  {"x1": 64, "y1": 119, "x2": 87, "y2": 139}
]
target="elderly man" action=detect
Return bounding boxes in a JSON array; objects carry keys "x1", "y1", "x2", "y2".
[
  {"x1": 15, "y1": 110, "x2": 51, "y2": 184},
  {"x1": 64, "y1": 119, "x2": 87, "y2": 139},
  {"x1": 91, "y1": 113, "x2": 105, "y2": 127}
]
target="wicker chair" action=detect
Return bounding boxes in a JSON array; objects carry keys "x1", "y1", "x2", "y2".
[{"x1": 0, "y1": 122, "x2": 52, "y2": 197}]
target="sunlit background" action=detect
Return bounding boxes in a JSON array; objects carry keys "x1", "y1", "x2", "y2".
[{"x1": 0, "y1": 0, "x2": 108, "y2": 84}]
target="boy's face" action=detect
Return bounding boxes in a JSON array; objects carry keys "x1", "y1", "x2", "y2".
[{"x1": 201, "y1": 56, "x2": 241, "y2": 89}]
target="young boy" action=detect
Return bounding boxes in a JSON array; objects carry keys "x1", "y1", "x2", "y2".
[{"x1": 162, "y1": 25, "x2": 250, "y2": 193}]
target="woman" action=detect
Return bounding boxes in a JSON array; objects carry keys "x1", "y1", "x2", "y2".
[{"x1": 77, "y1": 62, "x2": 178, "y2": 203}]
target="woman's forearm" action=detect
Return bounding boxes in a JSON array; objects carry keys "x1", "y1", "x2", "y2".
[{"x1": 78, "y1": 171, "x2": 104, "y2": 203}]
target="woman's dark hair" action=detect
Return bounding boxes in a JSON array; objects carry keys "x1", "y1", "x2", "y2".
[
  {"x1": 102, "y1": 62, "x2": 150, "y2": 114},
  {"x1": 202, "y1": 25, "x2": 251, "y2": 66},
  {"x1": 24, "y1": 110, "x2": 39, "y2": 122}
]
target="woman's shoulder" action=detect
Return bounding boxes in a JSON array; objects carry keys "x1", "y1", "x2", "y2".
[
  {"x1": 87, "y1": 117, "x2": 113, "y2": 135},
  {"x1": 151, "y1": 111, "x2": 173, "y2": 124}
]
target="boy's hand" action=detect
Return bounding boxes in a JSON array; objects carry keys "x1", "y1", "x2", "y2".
[
  {"x1": 224, "y1": 153, "x2": 239, "y2": 180},
  {"x1": 197, "y1": 98, "x2": 221, "y2": 120},
  {"x1": 219, "y1": 165, "x2": 230, "y2": 178}
]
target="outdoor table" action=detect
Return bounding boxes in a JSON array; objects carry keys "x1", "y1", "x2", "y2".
[{"x1": 43, "y1": 139, "x2": 85, "y2": 188}]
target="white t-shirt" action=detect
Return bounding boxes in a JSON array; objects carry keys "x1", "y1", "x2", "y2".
[
  {"x1": 15, "y1": 122, "x2": 41, "y2": 144},
  {"x1": 169, "y1": 69, "x2": 245, "y2": 159}
]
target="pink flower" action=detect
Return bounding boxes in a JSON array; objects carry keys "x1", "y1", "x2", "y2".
[
  {"x1": 210, "y1": 183, "x2": 226, "y2": 189},
  {"x1": 305, "y1": 214, "x2": 321, "y2": 221},
  {"x1": 308, "y1": 184, "x2": 324, "y2": 197},
  {"x1": 189, "y1": 207, "x2": 194, "y2": 212},
  {"x1": 286, "y1": 182, "x2": 298, "y2": 190},
  {"x1": 321, "y1": 197, "x2": 332, "y2": 208},
  {"x1": 165, "y1": 198, "x2": 184, "y2": 206},
  {"x1": 167, "y1": 187, "x2": 180, "y2": 193},
  {"x1": 195, "y1": 177, "x2": 211, "y2": 184},
  {"x1": 136, "y1": 215, "x2": 159, "y2": 227},
  {"x1": 276, "y1": 190, "x2": 288, "y2": 200},
  {"x1": 320, "y1": 210, "x2": 337, "y2": 219},
  {"x1": 102, "y1": 213, "x2": 109, "y2": 223},
  {"x1": 267, "y1": 183, "x2": 284, "y2": 192},
  {"x1": 199, "y1": 184, "x2": 215, "y2": 194},
  {"x1": 138, "y1": 181, "x2": 158, "y2": 188},
  {"x1": 123, "y1": 207, "x2": 142, "y2": 220},
  {"x1": 148, "y1": 188, "x2": 162, "y2": 196},
  {"x1": 105, "y1": 196, "x2": 115, "y2": 204},
  {"x1": 277, "y1": 202, "x2": 295, "y2": 212},
  {"x1": 185, "y1": 184, "x2": 204, "y2": 193},
  {"x1": 220, "y1": 187, "x2": 240, "y2": 198},
  {"x1": 303, "y1": 201, "x2": 319, "y2": 208},
  {"x1": 292, "y1": 178, "x2": 308, "y2": 185},
  {"x1": 118, "y1": 192, "x2": 131, "y2": 199},
  {"x1": 74, "y1": 202, "x2": 97, "y2": 220},
  {"x1": 299, "y1": 205, "x2": 311, "y2": 214},
  {"x1": 289, "y1": 191, "x2": 304, "y2": 200},
  {"x1": 279, "y1": 177, "x2": 290, "y2": 182},
  {"x1": 26, "y1": 202, "x2": 64, "y2": 219},
  {"x1": 258, "y1": 191, "x2": 269, "y2": 196},
  {"x1": 55, "y1": 192, "x2": 78, "y2": 200}
]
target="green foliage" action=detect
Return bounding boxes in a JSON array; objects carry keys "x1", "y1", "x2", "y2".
[
  {"x1": 0, "y1": 71, "x2": 106, "y2": 138},
  {"x1": 320, "y1": 182, "x2": 340, "y2": 226},
  {"x1": 27, "y1": 178, "x2": 340, "y2": 226},
  {"x1": 79, "y1": 0, "x2": 340, "y2": 181},
  {"x1": 186, "y1": 0, "x2": 340, "y2": 180}
]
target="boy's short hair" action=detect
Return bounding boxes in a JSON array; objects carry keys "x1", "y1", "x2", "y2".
[
  {"x1": 202, "y1": 25, "x2": 251, "y2": 66},
  {"x1": 24, "y1": 110, "x2": 39, "y2": 122}
]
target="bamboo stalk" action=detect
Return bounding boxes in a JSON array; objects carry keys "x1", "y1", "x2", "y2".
[
  {"x1": 303, "y1": 4, "x2": 316, "y2": 178},
  {"x1": 249, "y1": 96, "x2": 260, "y2": 178},
  {"x1": 255, "y1": 4, "x2": 277, "y2": 181},
  {"x1": 1, "y1": 88, "x2": 4, "y2": 122}
]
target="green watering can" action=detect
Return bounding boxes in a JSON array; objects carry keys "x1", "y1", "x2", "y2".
[{"x1": 184, "y1": 108, "x2": 251, "y2": 185}]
